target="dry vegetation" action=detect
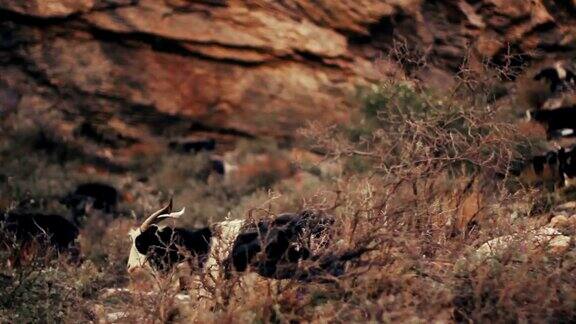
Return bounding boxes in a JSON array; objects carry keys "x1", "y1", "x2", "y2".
[{"x1": 2, "y1": 64, "x2": 576, "y2": 323}]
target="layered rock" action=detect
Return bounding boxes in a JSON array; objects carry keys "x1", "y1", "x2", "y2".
[{"x1": 1, "y1": 0, "x2": 575, "y2": 168}]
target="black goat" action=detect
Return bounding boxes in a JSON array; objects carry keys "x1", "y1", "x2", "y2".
[
  {"x1": 2, "y1": 212, "x2": 79, "y2": 265},
  {"x1": 225, "y1": 212, "x2": 334, "y2": 279},
  {"x1": 512, "y1": 150, "x2": 561, "y2": 188},
  {"x1": 127, "y1": 202, "x2": 204, "y2": 273},
  {"x1": 526, "y1": 105, "x2": 576, "y2": 139},
  {"x1": 61, "y1": 182, "x2": 119, "y2": 224},
  {"x1": 3, "y1": 213, "x2": 78, "y2": 250},
  {"x1": 534, "y1": 62, "x2": 576, "y2": 93},
  {"x1": 169, "y1": 138, "x2": 216, "y2": 153},
  {"x1": 210, "y1": 158, "x2": 225, "y2": 175},
  {"x1": 559, "y1": 146, "x2": 576, "y2": 187},
  {"x1": 512, "y1": 145, "x2": 576, "y2": 189},
  {"x1": 133, "y1": 226, "x2": 212, "y2": 273}
]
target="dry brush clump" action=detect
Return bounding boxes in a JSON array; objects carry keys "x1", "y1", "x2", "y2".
[
  {"x1": 292, "y1": 81, "x2": 576, "y2": 322},
  {"x1": 0, "y1": 231, "x2": 100, "y2": 323}
]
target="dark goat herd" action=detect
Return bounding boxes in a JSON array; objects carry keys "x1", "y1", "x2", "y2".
[
  {"x1": 2, "y1": 183, "x2": 118, "y2": 265},
  {"x1": 127, "y1": 200, "x2": 361, "y2": 281},
  {"x1": 519, "y1": 61, "x2": 576, "y2": 188},
  {"x1": 1, "y1": 61, "x2": 575, "y2": 286},
  {"x1": 2, "y1": 183, "x2": 361, "y2": 282}
]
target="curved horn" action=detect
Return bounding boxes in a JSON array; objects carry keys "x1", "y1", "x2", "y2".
[
  {"x1": 156, "y1": 207, "x2": 185, "y2": 221},
  {"x1": 140, "y1": 199, "x2": 173, "y2": 231}
]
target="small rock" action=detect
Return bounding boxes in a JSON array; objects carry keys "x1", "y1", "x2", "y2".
[
  {"x1": 458, "y1": 227, "x2": 572, "y2": 271},
  {"x1": 555, "y1": 201, "x2": 576, "y2": 212},
  {"x1": 549, "y1": 215, "x2": 570, "y2": 228},
  {"x1": 106, "y1": 312, "x2": 128, "y2": 322}
]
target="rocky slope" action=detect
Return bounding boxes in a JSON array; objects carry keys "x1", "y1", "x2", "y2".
[{"x1": 1, "y1": 0, "x2": 575, "y2": 168}]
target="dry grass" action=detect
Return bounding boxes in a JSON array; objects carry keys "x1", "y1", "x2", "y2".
[{"x1": 1, "y1": 70, "x2": 576, "y2": 323}]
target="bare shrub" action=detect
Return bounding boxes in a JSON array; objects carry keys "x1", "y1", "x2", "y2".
[
  {"x1": 0, "y1": 229, "x2": 99, "y2": 322},
  {"x1": 293, "y1": 79, "x2": 576, "y2": 322}
]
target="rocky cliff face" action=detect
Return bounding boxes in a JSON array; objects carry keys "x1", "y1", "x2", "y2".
[{"x1": 1, "y1": 0, "x2": 575, "y2": 168}]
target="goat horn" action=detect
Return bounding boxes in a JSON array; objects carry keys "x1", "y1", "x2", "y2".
[
  {"x1": 156, "y1": 207, "x2": 185, "y2": 221},
  {"x1": 140, "y1": 198, "x2": 173, "y2": 231}
]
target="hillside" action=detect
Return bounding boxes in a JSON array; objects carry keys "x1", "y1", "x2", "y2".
[
  {"x1": 1, "y1": 1, "x2": 576, "y2": 323},
  {"x1": 1, "y1": 0, "x2": 575, "y2": 160}
]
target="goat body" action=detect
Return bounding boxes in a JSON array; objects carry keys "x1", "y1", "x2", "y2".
[
  {"x1": 62, "y1": 182, "x2": 119, "y2": 212},
  {"x1": 559, "y1": 146, "x2": 576, "y2": 187},
  {"x1": 2, "y1": 212, "x2": 79, "y2": 262},
  {"x1": 513, "y1": 145, "x2": 576, "y2": 188},
  {"x1": 61, "y1": 182, "x2": 120, "y2": 225},
  {"x1": 127, "y1": 206, "x2": 347, "y2": 281},
  {"x1": 526, "y1": 106, "x2": 576, "y2": 139},
  {"x1": 225, "y1": 212, "x2": 333, "y2": 279},
  {"x1": 534, "y1": 63, "x2": 576, "y2": 93},
  {"x1": 168, "y1": 138, "x2": 216, "y2": 153}
]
